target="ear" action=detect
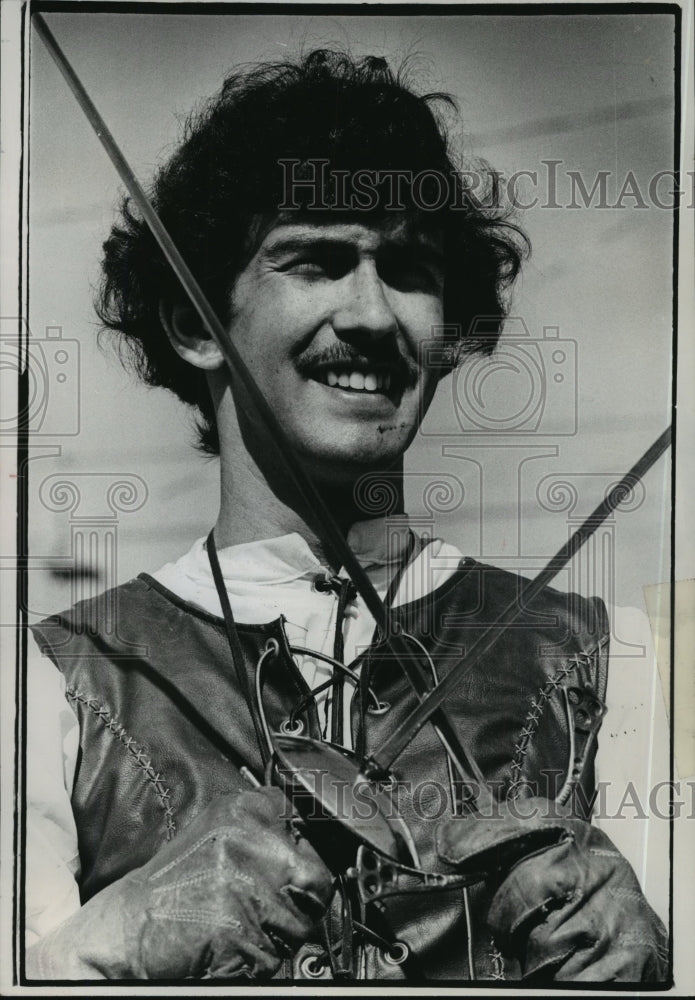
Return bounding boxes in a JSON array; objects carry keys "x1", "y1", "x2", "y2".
[{"x1": 159, "y1": 300, "x2": 225, "y2": 370}]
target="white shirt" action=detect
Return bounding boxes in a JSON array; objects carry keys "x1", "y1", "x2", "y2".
[{"x1": 26, "y1": 520, "x2": 669, "y2": 943}]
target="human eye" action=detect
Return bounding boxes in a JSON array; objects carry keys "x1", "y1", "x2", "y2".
[
  {"x1": 380, "y1": 251, "x2": 444, "y2": 295},
  {"x1": 281, "y1": 245, "x2": 351, "y2": 280},
  {"x1": 291, "y1": 257, "x2": 330, "y2": 277}
]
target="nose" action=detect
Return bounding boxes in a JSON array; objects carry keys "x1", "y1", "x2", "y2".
[{"x1": 331, "y1": 261, "x2": 398, "y2": 342}]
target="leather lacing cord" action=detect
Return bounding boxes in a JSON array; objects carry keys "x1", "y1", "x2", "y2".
[
  {"x1": 290, "y1": 529, "x2": 426, "y2": 979},
  {"x1": 286, "y1": 649, "x2": 384, "y2": 733},
  {"x1": 319, "y1": 529, "x2": 433, "y2": 980},
  {"x1": 284, "y1": 529, "x2": 425, "y2": 743},
  {"x1": 327, "y1": 577, "x2": 356, "y2": 744},
  {"x1": 207, "y1": 530, "x2": 270, "y2": 765},
  {"x1": 205, "y1": 525, "x2": 436, "y2": 980}
]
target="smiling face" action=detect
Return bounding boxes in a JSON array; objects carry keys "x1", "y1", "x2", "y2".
[{"x1": 217, "y1": 214, "x2": 446, "y2": 484}]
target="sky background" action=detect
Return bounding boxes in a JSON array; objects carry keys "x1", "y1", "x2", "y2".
[{"x1": 26, "y1": 8, "x2": 676, "y2": 623}]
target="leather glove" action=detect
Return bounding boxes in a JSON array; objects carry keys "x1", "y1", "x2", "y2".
[
  {"x1": 26, "y1": 787, "x2": 333, "y2": 980},
  {"x1": 436, "y1": 797, "x2": 668, "y2": 982}
]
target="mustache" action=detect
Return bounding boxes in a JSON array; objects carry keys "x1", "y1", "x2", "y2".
[{"x1": 295, "y1": 344, "x2": 418, "y2": 386}]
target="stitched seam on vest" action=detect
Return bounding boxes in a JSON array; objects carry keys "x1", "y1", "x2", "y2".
[
  {"x1": 594, "y1": 621, "x2": 610, "y2": 704},
  {"x1": 65, "y1": 686, "x2": 177, "y2": 841},
  {"x1": 508, "y1": 644, "x2": 602, "y2": 792}
]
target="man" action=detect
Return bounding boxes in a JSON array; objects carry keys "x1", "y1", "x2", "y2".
[{"x1": 25, "y1": 49, "x2": 668, "y2": 982}]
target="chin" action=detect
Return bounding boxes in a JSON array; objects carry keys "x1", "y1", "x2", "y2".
[{"x1": 297, "y1": 436, "x2": 408, "y2": 486}]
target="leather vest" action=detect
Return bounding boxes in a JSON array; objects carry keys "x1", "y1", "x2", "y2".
[{"x1": 31, "y1": 558, "x2": 609, "y2": 982}]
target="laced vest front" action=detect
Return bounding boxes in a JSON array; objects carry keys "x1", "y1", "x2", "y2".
[{"x1": 31, "y1": 557, "x2": 609, "y2": 982}]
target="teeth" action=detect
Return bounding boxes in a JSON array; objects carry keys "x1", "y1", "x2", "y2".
[{"x1": 323, "y1": 370, "x2": 391, "y2": 392}]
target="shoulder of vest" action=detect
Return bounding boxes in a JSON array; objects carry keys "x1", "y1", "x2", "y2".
[
  {"x1": 28, "y1": 574, "x2": 231, "y2": 659},
  {"x1": 447, "y1": 558, "x2": 610, "y2": 701},
  {"x1": 432, "y1": 557, "x2": 610, "y2": 653},
  {"x1": 443, "y1": 556, "x2": 607, "y2": 618},
  {"x1": 31, "y1": 576, "x2": 160, "y2": 634}
]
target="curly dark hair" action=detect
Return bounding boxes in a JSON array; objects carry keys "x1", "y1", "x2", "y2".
[{"x1": 96, "y1": 49, "x2": 529, "y2": 453}]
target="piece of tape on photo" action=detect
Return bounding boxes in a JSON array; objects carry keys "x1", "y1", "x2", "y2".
[{"x1": 644, "y1": 578, "x2": 695, "y2": 781}]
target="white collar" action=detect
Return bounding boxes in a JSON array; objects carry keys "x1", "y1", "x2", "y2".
[{"x1": 182, "y1": 516, "x2": 414, "y2": 588}]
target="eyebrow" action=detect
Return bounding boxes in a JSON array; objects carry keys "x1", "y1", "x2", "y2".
[
  {"x1": 261, "y1": 235, "x2": 356, "y2": 261},
  {"x1": 260, "y1": 231, "x2": 445, "y2": 268}
]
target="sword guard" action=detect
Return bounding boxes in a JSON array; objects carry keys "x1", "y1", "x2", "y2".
[{"x1": 349, "y1": 844, "x2": 478, "y2": 904}]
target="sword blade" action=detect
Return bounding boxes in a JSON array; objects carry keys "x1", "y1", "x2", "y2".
[{"x1": 367, "y1": 426, "x2": 672, "y2": 775}]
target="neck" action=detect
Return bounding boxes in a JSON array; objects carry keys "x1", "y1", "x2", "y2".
[{"x1": 214, "y1": 439, "x2": 404, "y2": 568}]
